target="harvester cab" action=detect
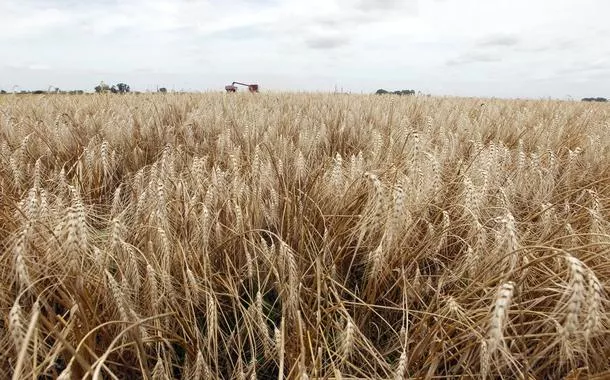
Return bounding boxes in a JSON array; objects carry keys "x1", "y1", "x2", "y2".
[{"x1": 225, "y1": 82, "x2": 259, "y2": 93}]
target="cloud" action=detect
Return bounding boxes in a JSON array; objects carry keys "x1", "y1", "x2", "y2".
[
  {"x1": 477, "y1": 33, "x2": 520, "y2": 47},
  {"x1": 516, "y1": 38, "x2": 575, "y2": 53},
  {"x1": 355, "y1": 0, "x2": 411, "y2": 11},
  {"x1": 208, "y1": 25, "x2": 266, "y2": 40},
  {"x1": 557, "y1": 59, "x2": 610, "y2": 75},
  {"x1": 305, "y1": 35, "x2": 350, "y2": 50},
  {"x1": 2, "y1": 0, "x2": 610, "y2": 98},
  {"x1": 27, "y1": 64, "x2": 51, "y2": 71},
  {"x1": 0, "y1": 4, "x2": 74, "y2": 38},
  {"x1": 446, "y1": 52, "x2": 502, "y2": 66},
  {"x1": 2, "y1": 61, "x2": 51, "y2": 71},
  {"x1": 256, "y1": 0, "x2": 416, "y2": 52}
]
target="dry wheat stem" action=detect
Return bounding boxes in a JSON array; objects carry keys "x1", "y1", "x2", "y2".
[{"x1": 0, "y1": 93, "x2": 609, "y2": 379}]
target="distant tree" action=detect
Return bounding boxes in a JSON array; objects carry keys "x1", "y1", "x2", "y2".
[
  {"x1": 375, "y1": 88, "x2": 415, "y2": 96},
  {"x1": 116, "y1": 83, "x2": 130, "y2": 94},
  {"x1": 158, "y1": 87, "x2": 167, "y2": 93},
  {"x1": 95, "y1": 81, "x2": 110, "y2": 93},
  {"x1": 110, "y1": 85, "x2": 118, "y2": 94},
  {"x1": 0, "y1": 90, "x2": 6, "y2": 94},
  {"x1": 582, "y1": 97, "x2": 608, "y2": 102},
  {"x1": 32, "y1": 90, "x2": 45, "y2": 94}
]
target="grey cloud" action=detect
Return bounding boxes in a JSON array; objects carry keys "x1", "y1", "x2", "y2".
[
  {"x1": 446, "y1": 52, "x2": 501, "y2": 66},
  {"x1": 3, "y1": 61, "x2": 51, "y2": 70},
  {"x1": 356, "y1": 0, "x2": 407, "y2": 11},
  {"x1": 27, "y1": 64, "x2": 51, "y2": 70},
  {"x1": 208, "y1": 25, "x2": 266, "y2": 40},
  {"x1": 305, "y1": 35, "x2": 350, "y2": 50},
  {"x1": 557, "y1": 59, "x2": 610, "y2": 75},
  {"x1": 314, "y1": 15, "x2": 363, "y2": 29},
  {"x1": 15, "y1": 0, "x2": 117, "y2": 10},
  {"x1": 477, "y1": 34, "x2": 520, "y2": 47},
  {"x1": 517, "y1": 38, "x2": 576, "y2": 53},
  {"x1": 313, "y1": 0, "x2": 416, "y2": 27},
  {"x1": 296, "y1": 1, "x2": 414, "y2": 51}
]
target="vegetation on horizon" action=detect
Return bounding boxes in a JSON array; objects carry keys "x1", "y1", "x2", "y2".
[
  {"x1": 0, "y1": 93, "x2": 609, "y2": 379},
  {"x1": 375, "y1": 88, "x2": 416, "y2": 96}
]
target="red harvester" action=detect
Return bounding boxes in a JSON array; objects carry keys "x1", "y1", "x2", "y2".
[{"x1": 225, "y1": 82, "x2": 259, "y2": 93}]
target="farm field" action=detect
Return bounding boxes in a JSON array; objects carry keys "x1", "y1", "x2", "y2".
[{"x1": 0, "y1": 93, "x2": 609, "y2": 379}]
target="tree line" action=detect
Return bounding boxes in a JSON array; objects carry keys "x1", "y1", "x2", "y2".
[
  {"x1": 94, "y1": 82, "x2": 130, "y2": 94},
  {"x1": 375, "y1": 89, "x2": 416, "y2": 96},
  {"x1": 0, "y1": 82, "x2": 170, "y2": 95},
  {"x1": 0, "y1": 84, "x2": 605, "y2": 100},
  {"x1": 94, "y1": 82, "x2": 168, "y2": 94},
  {"x1": 0, "y1": 89, "x2": 84, "y2": 95}
]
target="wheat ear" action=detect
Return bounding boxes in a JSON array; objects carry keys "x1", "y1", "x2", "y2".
[
  {"x1": 487, "y1": 281, "x2": 515, "y2": 355},
  {"x1": 563, "y1": 254, "x2": 585, "y2": 337}
]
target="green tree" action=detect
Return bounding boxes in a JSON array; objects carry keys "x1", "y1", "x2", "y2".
[
  {"x1": 116, "y1": 83, "x2": 130, "y2": 93},
  {"x1": 375, "y1": 88, "x2": 415, "y2": 96},
  {"x1": 95, "y1": 81, "x2": 110, "y2": 93}
]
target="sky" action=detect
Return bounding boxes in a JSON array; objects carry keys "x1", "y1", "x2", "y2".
[{"x1": 0, "y1": 0, "x2": 609, "y2": 98}]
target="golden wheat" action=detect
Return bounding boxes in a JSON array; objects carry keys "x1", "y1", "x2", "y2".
[{"x1": 0, "y1": 93, "x2": 608, "y2": 378}]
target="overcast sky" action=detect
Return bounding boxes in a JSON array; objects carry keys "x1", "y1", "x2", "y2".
[{"x1": 1, "y1": 0, "x2": 608, "y2": 98}]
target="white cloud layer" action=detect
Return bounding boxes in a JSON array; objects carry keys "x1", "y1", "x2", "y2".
[{"x1": 1, "y1": 0, "x2": 609, "y2": 98}]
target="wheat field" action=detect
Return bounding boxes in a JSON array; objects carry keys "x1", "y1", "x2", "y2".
[{"x1": 0, "y1": 93, "x2": 609, "y2": 379}]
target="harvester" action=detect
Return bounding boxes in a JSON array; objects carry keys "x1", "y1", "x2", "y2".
[{"x1": 225, "y1": 82, "x2": 259, "y2": 93}]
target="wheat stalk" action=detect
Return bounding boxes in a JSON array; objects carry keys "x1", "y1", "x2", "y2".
[
  {"x1": 151, "y1": 355, "x2": 167, "y2": 380},
  {"x1": 255, "y1": 291, "x2": 272, "y2": 356},
  {"x1": 9, "y1": 300, "x2": 25, "y2": 354},
  {"x1": 105, "y1": 270, "x2": 131, "y2": 323},
  {"x1": 390, "y1": 182, "x2": 406, "y2": 242},
  {"x1": 394, "y1": 345, "x2": 407, "y2": 380},
  {"x1": 110, "y1": 184, "x2": 122, "y2": 218},
  {"x1": 368, "y1": 243, "x2": 385, "y2": 279},
  {"x1": 339, "y1": 313, "x2": 355, "y2": 361},
  {"x1": 501, "y1": 211, "x2": 518, "y2": 274},
  {"x1": 584, "y1": 270, "x2": 603, "y2": 341},
  {"x1": 480, "y1": 339, "x2": 490, "y2": 380},
  {"x1": 193, "y1": 350, "x2": 210, "y2": 380},
  {"x1": 331, "y1": 152, "x2": 343, "y2": 193},
  {"x1": 487, "y1": 281, "x2": 515, "y2": 355},
  {"x1": 563, "y1": 254, "x2": 585, "y2": 338},
  {"x1": 0, "y1": 92, "x2": 609, "y2": 379},
  {"x1": 365, "y1": 172, "x2": 386, "y2": 225},
  {"x1": 275, "y1": 319, "x2": 285, "y2": 380},
  {"x1": 13, "y1": 229, "x2": 31, "y2": 290}
]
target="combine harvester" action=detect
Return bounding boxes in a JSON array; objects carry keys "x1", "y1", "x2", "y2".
[{"x1": 225, "y1": 82, "x2": 259, "y2": 93}]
